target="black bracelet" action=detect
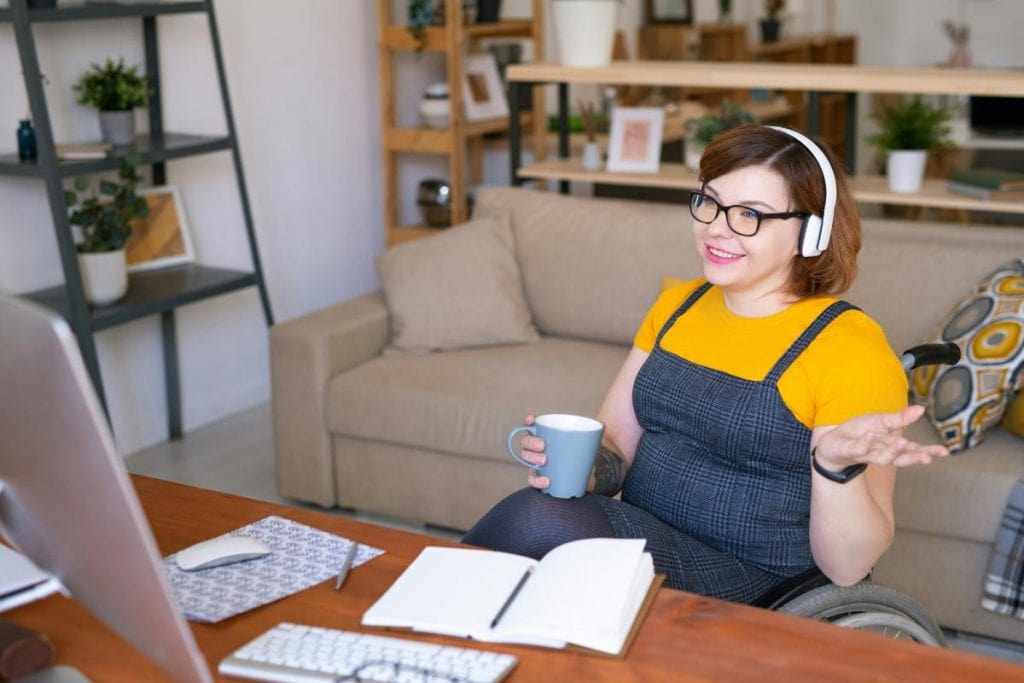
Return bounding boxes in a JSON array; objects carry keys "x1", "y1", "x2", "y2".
[{"x1": 811, "y1": 447, "x2": 867, "y2": 484}]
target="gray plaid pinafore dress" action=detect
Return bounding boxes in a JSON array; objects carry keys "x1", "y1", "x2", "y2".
[{"x1": 594, "y1": 282, "x2": 856, "y2": 603}]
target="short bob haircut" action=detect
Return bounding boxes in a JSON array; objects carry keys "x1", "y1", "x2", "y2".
[{"x1": 698, "y1": 124, "x2": 860, "y2": 298}]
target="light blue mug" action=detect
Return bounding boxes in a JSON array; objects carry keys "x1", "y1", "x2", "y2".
[{"x1": 506, "y1": 414, "x2": 605, "y2": 498}]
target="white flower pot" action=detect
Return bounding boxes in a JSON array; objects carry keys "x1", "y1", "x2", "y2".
[
  {"x1": 551, "y1": 0, "x2": 619, "y2": 67},
  {"x1": 78, "y1": 249, "x2": 128, "y2": 306},
  {"x1": 886, "y1": 149, "x2": 928, "y2": 193}
]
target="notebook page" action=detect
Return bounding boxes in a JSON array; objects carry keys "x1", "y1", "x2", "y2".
[
  {"x1": 362, "y1": 546, "x2": 536, "y2": 639},
  {"x1": 493, "y1": 538, "x2": 648, "y2": 652}
]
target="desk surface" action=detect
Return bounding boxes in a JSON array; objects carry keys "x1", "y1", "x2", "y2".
[{"x1": 9, "y1": 476, "x2": 1024, "y2": 682}]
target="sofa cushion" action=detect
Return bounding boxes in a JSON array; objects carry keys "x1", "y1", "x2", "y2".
[
  {"x1": 375, "y1": 213, "x2": 539, "y2": 353},
  {"x1": 1004, "y1": 392, "x2": 1024, "y2": 438},
  {"x1": 474, "y1": 188, "x2": 700, "y2": 346},
  {"x1": 325, "y1": 337, "x2": 628, "y2": 461},
  {"x1": 847, "y1": 219, "x2": 1024, "y2": 355},
  {"x1": 893, "y1": 420, "x2": 1024, "y2": 544},
  {"x1": 909, "y1": 259, "x2": 1024, "y2": 452}
]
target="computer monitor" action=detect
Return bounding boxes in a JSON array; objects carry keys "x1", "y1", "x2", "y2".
[
  {"x1": 0, "y1": 296, "x2": 212, "y2": 683},
  {"x1": 969, "y1": 94, "x2": 1024, "y2": 137}
]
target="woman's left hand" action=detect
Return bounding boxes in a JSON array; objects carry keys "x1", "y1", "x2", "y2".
[{"x1": 813, "y1": 404, "x2": 949, "y2": 471}]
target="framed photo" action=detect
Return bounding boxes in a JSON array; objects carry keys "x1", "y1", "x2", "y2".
[
  {"x1": 125, "y1": 185, "x2": 195, "y2": 272},
  {"x1": 606, "y1": 107, "x2": 665, "y2": 174},
  {"x1": 645, "y1": 0, "x2": 693, "y2": 24},
  {"x1": 462, "y1": 52, "x2": 509, "y2": 122}
]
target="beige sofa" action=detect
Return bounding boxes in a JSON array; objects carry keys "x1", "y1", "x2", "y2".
[{"x1": 270, "y1": 187, "x2": 1024, "y2": 643}]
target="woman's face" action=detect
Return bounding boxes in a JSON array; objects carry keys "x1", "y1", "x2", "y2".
[{"x1": 692, "y1": 165, "x2": 803, "y2": 310}]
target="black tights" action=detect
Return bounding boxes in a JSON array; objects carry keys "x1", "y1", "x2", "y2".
[{"x1": 462, "y1": 488, "x2": 615, "y2": 560}]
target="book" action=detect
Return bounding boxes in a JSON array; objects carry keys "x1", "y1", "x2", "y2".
[
  {"x1": 946, "y1": 180, "x2": 1024, "y2": 202},
  {"x1": 362, "y1": 538, "x2": 660, "y2": 656},
  {"x1": 948, "y1": 167, "x2": 1024, "y2": 192},
  {"x1": 55, "y1": 143, "x2": 112, "y2": 160}
]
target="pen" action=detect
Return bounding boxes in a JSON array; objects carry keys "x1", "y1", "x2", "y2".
[
  {"x1": 334, "y1": 542, "x2": 358, "y2": 590},
  {"x1": 490, "y1": 569, "x2": 532, "y2": 629}
]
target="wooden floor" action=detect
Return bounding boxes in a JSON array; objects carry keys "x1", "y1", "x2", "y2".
[{"x1": 124, "y1": 403, "x2": 1024, "y2": 666}]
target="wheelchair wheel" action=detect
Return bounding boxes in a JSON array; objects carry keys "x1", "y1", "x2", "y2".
[{"x1": 778, "y1": 581, "x2": 947, "y2": 647}]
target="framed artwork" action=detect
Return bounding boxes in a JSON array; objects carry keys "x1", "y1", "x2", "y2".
[
  {"x1": 606, "y1": 107, "x2": 665, "y2": 173},
  {"x1": 462, "y1": 52, "x2": 509, "y2": 122},
  {"x1": 125, "y1": 185, "x2": 195, "y2": 272},
  {"x1": 645, "y1": 0, "x2": 693, "y2": 24}
]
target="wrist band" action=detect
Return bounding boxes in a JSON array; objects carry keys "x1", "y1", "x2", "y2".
[{"x1": 811, "y1": 447, "x2": 867, "y2": 484}]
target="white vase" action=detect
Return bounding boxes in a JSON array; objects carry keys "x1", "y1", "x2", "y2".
[
  {"x1": 886, "y1": 149, "x2": 928, "y2": 193},
  {"x1": 551, "y1": 0, "x2": 619, "y2": 67},
  {"x1": 580, "y1": 141, "x2": 602, "y2": 171},
  {"x1": 78, "y1": 249, "x2": 128, "y2": 306}
]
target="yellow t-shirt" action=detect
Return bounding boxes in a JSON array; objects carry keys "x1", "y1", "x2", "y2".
[{"x1": 634, "y1": 279, "x2": 907, "y2": 429}]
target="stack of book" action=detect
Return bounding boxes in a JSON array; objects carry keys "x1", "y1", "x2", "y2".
[
  {"x1": 946, "y1": 167, "x2": 1024, "y2": 201},
  {"x1": 55, "y1": 143, "x2": 112, "y2": 160}
]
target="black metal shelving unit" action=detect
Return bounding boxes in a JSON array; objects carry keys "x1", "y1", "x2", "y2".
[{"x1": 2, "y1": 0, "x2": 273, "y2": 439}]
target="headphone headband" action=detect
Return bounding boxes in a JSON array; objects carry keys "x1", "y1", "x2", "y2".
[{"x1": 767, "y1": 125, "x2": 837, "y2": 257}]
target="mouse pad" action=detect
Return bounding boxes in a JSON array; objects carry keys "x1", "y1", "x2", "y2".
[{"x1": 163, "y1": 515, "x2": 384, "y2": 623}]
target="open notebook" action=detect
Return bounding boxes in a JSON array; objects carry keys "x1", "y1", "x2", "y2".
[{"x1": 362, "y1": 537, "x2": 660, "y2": 656}]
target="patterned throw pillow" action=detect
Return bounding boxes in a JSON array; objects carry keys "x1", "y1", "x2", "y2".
[{"x1": 910, "y1": 259, "x2": 1024, "y2": 453}]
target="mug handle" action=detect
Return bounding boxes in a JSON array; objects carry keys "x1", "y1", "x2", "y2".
[{"x1": 506, "y1": 425, "x2": 538, "y2": 468}]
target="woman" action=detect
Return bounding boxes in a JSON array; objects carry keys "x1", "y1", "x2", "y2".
[{"x1": 462, "y1": 125, "x2": 949, "y2": 604}]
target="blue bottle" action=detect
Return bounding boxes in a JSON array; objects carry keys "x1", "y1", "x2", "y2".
[{"x1": 17, "y1": 119, "x2": 37, "y2": 161}]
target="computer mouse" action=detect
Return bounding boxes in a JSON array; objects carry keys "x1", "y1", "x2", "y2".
[{"x1": 174, "y1": 535, "x2": 271, "y2": 571}]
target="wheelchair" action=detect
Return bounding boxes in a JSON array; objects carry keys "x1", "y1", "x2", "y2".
[{"x1": 750, "y1": 342, "x2": 962, "y2": 647}]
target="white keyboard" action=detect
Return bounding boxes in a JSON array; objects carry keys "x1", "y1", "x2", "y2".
[{"x1": 218, "y1": 622, "x2": 519, "y2": 683}]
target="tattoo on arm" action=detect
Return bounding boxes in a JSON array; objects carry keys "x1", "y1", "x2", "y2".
[{"x1": 591, "y1": 445, "x2": 625, "y2": 496}]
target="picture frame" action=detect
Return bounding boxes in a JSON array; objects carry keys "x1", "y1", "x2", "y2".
[
  {"x1": 125, "y1": 185, "x2": 196, "y2": 272},
  {"x1": 606, "y1": 107, "x2": 665, "y2": 174},
  {"x1": 645, "y1": 0, "x2": 693, "y2": 24},
  {"x1": 462, "y1": 52, "x2": 509, "y2": 122}
]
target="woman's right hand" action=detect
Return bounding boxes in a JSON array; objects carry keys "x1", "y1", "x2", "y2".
[{"x1": 518, "y1": 414, "x2": 550, "y2": 490}]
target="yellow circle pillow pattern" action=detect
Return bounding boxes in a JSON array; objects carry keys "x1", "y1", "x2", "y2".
[{"x1": 910, "y1": 259, "x2": 1024, "y2": 453}]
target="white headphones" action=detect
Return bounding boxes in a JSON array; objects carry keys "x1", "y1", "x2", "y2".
[{"x1": 768, "y1": 126, "x2": 837, "y2": 258}]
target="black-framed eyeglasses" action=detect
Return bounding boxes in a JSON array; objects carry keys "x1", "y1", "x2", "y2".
[{"x1": 689, "y1": 191, "x2": 808, "y2": 237}]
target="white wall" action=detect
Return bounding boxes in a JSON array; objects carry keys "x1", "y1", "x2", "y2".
[
  {"x1": 2, "y1": 0, "x2": 1020, "y2": 455},
  {"x1": 0, "y1": 1, "x2": 383, "y2": 454}
]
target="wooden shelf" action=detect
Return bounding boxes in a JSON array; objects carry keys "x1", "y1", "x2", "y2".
[
  {"x1": 381, "y1": 20, "x2": 535, "y2": 51},
  {"x1": 508, "y1": 61, "x2": 1024, "y2": 97},
  {"x1": 517, "y1": 159, "x2": 1024, "y2": 215},
  {"x1": 378, "y1": 0, "x2": 544, "y2": 244},
  {"x1": 387, "y1": 225, "x2": 446, "y2": 246}
]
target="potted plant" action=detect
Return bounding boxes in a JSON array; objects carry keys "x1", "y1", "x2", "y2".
[
  {"x1": 65, "y1": 155, "x2": 149, "y2": 306},
  {"x1": 867, "y1": 97, "x2": 953, "y2": 193},
  {"x1": 760, "y1": 0, "x2": 785, "y2": 43},
  {"x1": 73, "y1": 57, "x2": 149, "y2": 146},
  {"x1": 684, "y1": 99, "x2": 758, "y2": 170},
  {"x1": 551, "y1": 0, "x2": 621, "y2": 67}
]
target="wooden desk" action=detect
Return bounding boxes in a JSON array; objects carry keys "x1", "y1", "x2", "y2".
[{"x1": 8, "y1": 476, "x2": 1023, "y2": 681}]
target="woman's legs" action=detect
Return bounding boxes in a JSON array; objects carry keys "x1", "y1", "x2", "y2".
[{"x1": 462, "y1": 488, "x2": 615, "y2": 559}]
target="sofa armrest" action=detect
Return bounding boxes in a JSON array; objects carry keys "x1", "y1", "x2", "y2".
[{"x1": 269, "y1": 291, "x2": 389, "y2": 507}]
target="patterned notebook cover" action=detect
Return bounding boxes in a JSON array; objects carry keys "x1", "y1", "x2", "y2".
[{"x1": 164, "y1": 515, "x2": 384, "y2": 623}]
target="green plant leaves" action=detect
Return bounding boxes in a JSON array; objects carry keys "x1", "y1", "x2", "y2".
[
  {"x1": 65, "y1": 157, "x2": 148, "y2": 253},
  {"x1": 73, "y1": 57, "x2": 149, "y2": 111},
  {"x1": 867, "y1": 97, "x2": 952, "y2": 155}
]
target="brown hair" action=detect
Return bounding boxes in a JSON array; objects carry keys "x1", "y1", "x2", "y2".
[{"x1": 699, "y1": 124, "x2": 860, "y2": 297}]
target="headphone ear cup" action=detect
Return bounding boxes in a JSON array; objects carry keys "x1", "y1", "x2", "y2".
[{"x1": 800, "y1": 215, "x2": 823, "y2": 257}]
